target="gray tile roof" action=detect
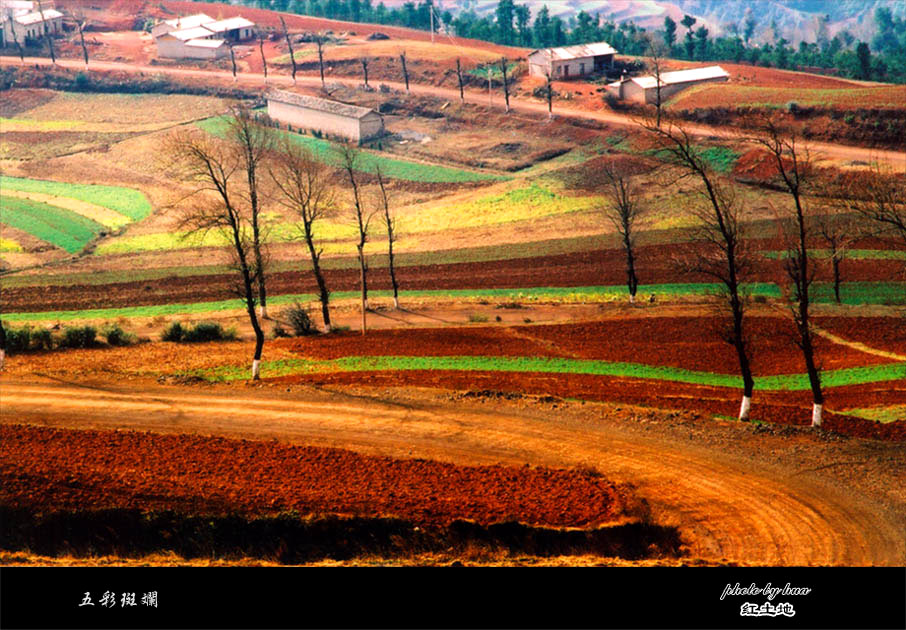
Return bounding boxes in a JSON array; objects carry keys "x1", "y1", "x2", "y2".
[{"x1": 266, "y1": 90, "x2": 379, "y2": 120}]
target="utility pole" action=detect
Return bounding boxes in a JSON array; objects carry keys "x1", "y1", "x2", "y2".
[{"x1": 487, "y1": 65, "x2": 491, "y2": 106}]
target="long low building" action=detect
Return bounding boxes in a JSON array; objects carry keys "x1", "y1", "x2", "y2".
[
  {"x1": 527, "y1": 42, "x2": 617, "y2": 79},
  {"x1": 152, "y1": 13, "x2": 255, "y2": 59},
  {"x1": 266, "y1": 90, "x2": 385, "y2": 144},
  {"x1": 606, "y1": 65, "x2": 730, "y2": 104}
]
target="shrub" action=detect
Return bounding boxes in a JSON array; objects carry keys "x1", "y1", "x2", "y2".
[
  {"x1": 273, "y1": 323, "x2": 290, "y2": 339},
  {"x1": 183, "y1": 322, "x2": 235, "y2": 343},
  {"x1": 161, "y1": 321, "x2": 185, "y2": 342},
  {"x1": 30, "y1": 328, "x2": 54, "y2": 350},
  {"x1": 284, "y1": 303, "x2": 317, "y2": 337},
  {"x1": 468, "y1": 313, "x2": 489, "y2": 323},
  {"x1": 4, "y1": 324, "x2": 32, "y2": 354},
  {"x1": 103, "y1": 324, "x2": 136, "y2": 346},
  {"x1": 60, "y1": 326, "x2": 97, "y2": 349}
]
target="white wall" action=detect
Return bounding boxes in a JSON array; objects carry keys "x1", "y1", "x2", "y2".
[{"x1": 268, "y1": 100, "x2": 365, "y2": 142}]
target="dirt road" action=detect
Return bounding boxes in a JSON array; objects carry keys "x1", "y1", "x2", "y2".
[
  {"x1": 2, "y1": 378, "x2": 903, "y2": 566},
  {"x1": 4, "y1": 56, "x2": 904, "y2": 166}
]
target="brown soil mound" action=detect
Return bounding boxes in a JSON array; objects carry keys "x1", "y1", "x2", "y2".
[{"x1": 0, "y1": 424, "x2": 624, "y2": 527}]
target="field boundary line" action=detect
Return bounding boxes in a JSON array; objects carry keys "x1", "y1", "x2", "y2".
[{"x1": 811, "y1": 325, "x2": 906, "y2": 362}]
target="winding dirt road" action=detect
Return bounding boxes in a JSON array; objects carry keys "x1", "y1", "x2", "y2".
[
  {"x1": 2, "y1": 378, "x2": 903, "y2": 566},
  {"x1": 4, "y1": 55, "x2": 905, "y2": 166}
]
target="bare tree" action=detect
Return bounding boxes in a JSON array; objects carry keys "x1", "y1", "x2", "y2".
[
  {"x1": 75, "y1": 16, "x2": 89, "y2": 67},
  {"x1": 269, "y1": 137, "x2": 336, "y2": 331},
  {"x1": 816, "y1": 211, "x2": 856, "y2": 304},
  {"x1": 646, "y1": 37, "x2": 668, "y2": 128},
  {"x1": 374, "y1": 166, "x2": 400, "y2": 308},
  {"x1": 844, "y1": 162, "x2": 906, "y2": 249},
  {"x1": 500, "y1": 57, "x2": 511, "y2": 113},
  {"x1": 642, "y1": 118, "x2": 755, "y2": 420},
  {"x1": 752, "y1": 119, "x2": 824, "y2": 427},
  {"x1": 280, "y1": 16, "x2": 297, "y2": 84},
  {"x1": 228, "y1": 44, "x2": 237, "y2": 82},
  {"x1": 360, "y1": 56, "x2": 370, "y2": 88},
  {"x1": 316, "y1": 33, "x2": 327, "y2": 90},
  {"x1": 226, "y1": 107, "x2": 275, "y2": 319},
  {"x1": 456, "y1": 58, "x2": 465, "y2": 103},
  {"x1": 37, "y1": 3, "x2": 55, "y2": 64},
  {"x1": 598, "y1": 161, "x2": 645, "y2": 303},
  {"x1": 9, "y1": 17, "x2": 25, "y2": 63},
  {"x1": 545, "y1": 71, "x2": 553, "y2": 119},
  {"x1": 258, "y1": 33, "x2": 268, "y2": 84},
  {"x1": 339, "y1": 144, "x2": 374, "y2": 334},
  {"x1": 162, "y1": 129, "x2": 266, "y2": 380},
  {"x1": 399, "y1": 51, "x2": 410, "y2": 93}
]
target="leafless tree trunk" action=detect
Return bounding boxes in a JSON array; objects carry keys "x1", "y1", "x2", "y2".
[
  {"x1": 598, "y1": 161, "x2": 645, "y2": 303},
  {"x1": 316, "y1": 34, "x2": 326, "y2": 90},
  {"x1": 229, "y1": 44, "x2": 237, "y2": 82},
  {"x1": 374, "y1": 167, "x2": 400, "y2": 308},
  {"x1": 753, "y1": 119, "x2": 824, "y2": 426},
  {"x1": 400, "y1": 51, "x2": 410, "y2": 93},
  {"x1": 340, "y1": 144, "x2": 373, "y2": 334},
  {"x1": 258, "y1": 34, "x2": 268, "y2": 83},
  {"x1": 816, "y1": 212, "x2": 855, "y2": 304},
  {"x1": 642, "y1": 118, "x2": 755, "y2": 420},
  {"x1": 76, "y1": 19, "x2": 89, "y2": 67},
  {"x1": 38, "y1": 4, "x2": 55, "y2": 64},
  {"x1": 9, "y1": 18, "x2": 25, "y2": 63},
  {"x1": 360, "y1": 57, "x2": 370, "y2": 88},
  {"x1": 500, "y1": 57, "x2": 510, "y2": 113},
  {"x1": 161, "y1": 129, "x2": 266, "y2": 380},
  {"x1": 227, "y1": 107, "x2": 274, "y2": 320},
  {"x1": 269, "y1": 137, "x2": 336, "y2": 331},
  {"x1": 280, "y1": 16, "x2": 296, "y2": 84},
  {"x1": 646, "y1": 38, "x2": 668, "y2": 128},
  {"x1": 546, "y1": 72, "x2": 553, "y2": 119},
  {"x1": 456, "y1": 58, "x2": 465, "y2": 103}
]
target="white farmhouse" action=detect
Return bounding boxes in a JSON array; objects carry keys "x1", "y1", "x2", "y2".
[
  {"x1": 152, "y1": 13, "x2": 255, "y2": 60},
  {"x1": 527, "y1": 42, "x2": 617, "y2": 79},
  {"x1": 606, "y1": 65, "x2": 730, "y2": 104},
  {"x1": 0, "y1": 3, "x2": 62, "y2": 47},
  {"x1": 266, "y1": 90, "x2": 385, "y2": 144}
]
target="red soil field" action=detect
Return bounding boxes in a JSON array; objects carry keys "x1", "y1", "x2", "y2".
[
  {"x1": 4, "y1": 242, "x2": 902, "y2": 313},
  {"x1": 815, "y1": 316, "x2": 906, "y2": 357},
  {"x1": 276, "y1": 370, "x2": 905, "y2": 441},
  {"x1": 288, "y1": 317, "x2": 895, "y2": 375},
  {"x1": 0, "y1": 424, "x2": 623, "y2": 527}
]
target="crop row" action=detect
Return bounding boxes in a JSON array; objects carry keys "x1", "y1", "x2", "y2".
[
  {"x1": 191, "y1": 355, "x2": 906, "y2": 391},
  {"x1": 0, "y1": 237, "x2": 22, "y2": 252},
  {"x1": 0, "y1": 196, "x2": 105, "y2": 254},
  {"x1": 1, "y1": 175, "x2": 152, "y2": 221},
  {"x1": 4, "y1": 282, "x2": 904, "y2": 323},
  {"x1": 197, "y1": 117, "x2": 507, "y2": 184}
]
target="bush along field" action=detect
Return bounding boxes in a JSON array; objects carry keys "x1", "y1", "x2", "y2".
[{"x1": 0, "y1": 176, "x2": 152, "y2": 254}]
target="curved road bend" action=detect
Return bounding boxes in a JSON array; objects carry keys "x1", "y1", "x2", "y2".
[
  {"x1": 4, "y1": 56, "x2": 905, "y2": 167},
  {"x1": 1, "y1": 380, "x2": 902, "y2": 566}
]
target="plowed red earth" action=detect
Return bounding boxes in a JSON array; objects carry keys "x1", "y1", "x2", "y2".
[
  {"x1": 816, "y1": 316, "x2": 906, "y2": 356},
  {"x1": 0, "y1": 424, "x2": 623, "y2": 527},
  {"x1": 288, "y1": 317, "x2": 897, "y2": 374},
  {"x1": 275, "y1": 371, "x2": 905, "y2": 441},
  {"x1": 4, "y1": 243, "x2": 902, "y2": 312}
]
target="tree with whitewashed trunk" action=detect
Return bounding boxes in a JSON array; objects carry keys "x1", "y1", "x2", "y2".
[
  {"x1": 226, "y1": 107, "x2": 275, "y2": 320},
  {"x1": 339, "y1": 143, "x2": 375, "y2": 334},
  {"x1": 161, "y1": 127, "x2": 266, "y2": 380},
  {"x1": 752, "y1": 118, "x2": 824, "y2": 427},
  {"x1": 642, "y1": 117, "x2": 756, "y2": 421},
  {"x1": 374, "y1": 166, "x2": 400, "y2": 309},
  {"x1": 596, "y1": 160, "x2": 645, "y2": 304},
  {"x1": 269, "y1": 136, "x2": 336, "y2": 331}
]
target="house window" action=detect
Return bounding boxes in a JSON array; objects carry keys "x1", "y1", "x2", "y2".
[
  {"x1": 580, "y1": 62, "x2": 585, "y2": 74},
  {"x1": 564, "y1": 65, "x2": 569, "y2": 77}
]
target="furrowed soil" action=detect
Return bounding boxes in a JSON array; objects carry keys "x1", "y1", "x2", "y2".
[
  {"x1": 0, "y1": 424, "x2": 624, "y2": 528},
  {"x1": 3, "y1": 243, "x2": 903, "y2": 313}
]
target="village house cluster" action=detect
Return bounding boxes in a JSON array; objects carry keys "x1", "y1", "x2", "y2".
[
  {"x1": 152, "y1": 12, "x2": 256, "y2": 59},
  {"x1": 0, "y1": 0, "x2": 62, "y2": 47}
]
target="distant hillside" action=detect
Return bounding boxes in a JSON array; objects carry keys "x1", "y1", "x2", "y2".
[{"x1": 420, "y1": 0, "x2": 905, "y2": 45}]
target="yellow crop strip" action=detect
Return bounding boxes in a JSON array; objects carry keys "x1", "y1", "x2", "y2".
[{"x1": 2, "y1": 190, "x2": 131, "y2": 229}]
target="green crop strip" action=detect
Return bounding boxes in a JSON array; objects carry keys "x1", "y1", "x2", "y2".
[
  {"x1": 0, "y1": 196, "x2": 105, "y2": 254},
  {"x1": 0, "y1": 175, "x2": 152, "y2": 221},
  {"x1": 189, "y1": 355, "x2": 906, "y2": 390},
  {"x1": 5, "y1": 281, "x2": 905, "y2": 322},
  {"x1": 842, "y1": 405, "x2": 906, "y2": 424},
  {"x1": 196, "y1": 117, "x2": 507, "y2": 184}
]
